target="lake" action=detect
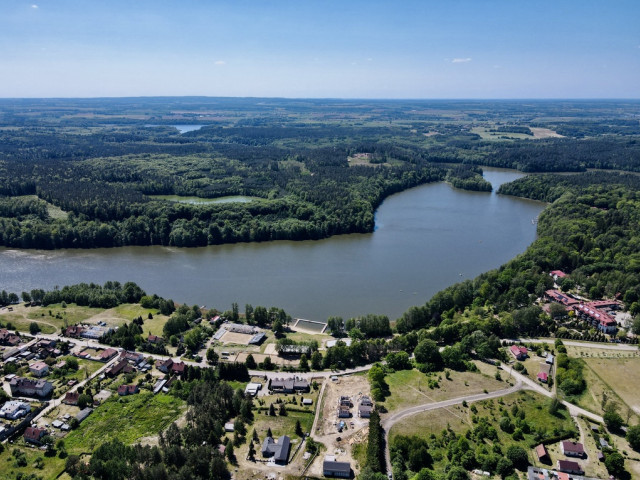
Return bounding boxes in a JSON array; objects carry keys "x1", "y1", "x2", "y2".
[{"x1": 0, "y1": 169, "x2": 544, "y2": 321}]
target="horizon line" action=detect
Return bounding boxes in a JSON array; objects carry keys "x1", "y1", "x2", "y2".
[{"x1": 1, "y1": 95, "x2": 640, "y2": 102}]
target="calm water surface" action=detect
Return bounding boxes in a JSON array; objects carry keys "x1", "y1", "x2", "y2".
[{"x1": 0, "y1": 169, "x2": 544, "y2": 320}]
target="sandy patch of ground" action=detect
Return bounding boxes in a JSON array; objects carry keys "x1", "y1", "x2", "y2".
[
  {"x1": 530, "y1": 127, "x2": 564, "y2": 138},
  {"x1": 219, "y1": 330, "x2": 253, "y2": 345},
  {"x1": 310, "y1": 374, "x2": 371, "y2": 476}
]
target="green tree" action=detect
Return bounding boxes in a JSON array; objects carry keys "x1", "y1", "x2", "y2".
[
  {"x1": 245, "y1": 354, "x2": 257, "y2": 369},
  {"x1": 311, "y1": 351, "x2": 323, "y2": 370},
  {"x1": 66, "y1": 357, "x2": 79, "y2": 370},
  {"x1": 206, "y1": 347, "x2": 219, "y2": 365},
  {"x1": 29, "y1": 322, "x2": 41, "y2": 335},
  {"x1": 413, "y1": 339, "x2": 442, "y2": 371},
  {"x1": 604, "y1": 451, "x2": 625, "y2": 477},
  {"x1": 299, "y1": 354, "x2": 309, "y2": 371},
  {"x1": 272, "y1": 318, "x2": 284, "y2": 336},
  {"x1": 506, "y1": 445, "x2": 529, "y2": 471},
  {"x1": 626, "y1": 424, "x2": 640, "y2": 451},
  {"x1": 447, "y1": 466, "x2": 470, "y2": 480},
  {"x1": 604, "y1": 404, "x2": 624, "y2": 431}
]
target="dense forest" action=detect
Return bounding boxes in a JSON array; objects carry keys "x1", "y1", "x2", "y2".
[{"x1": 1, "y1": 98, "x2": 639, "y2": 249}]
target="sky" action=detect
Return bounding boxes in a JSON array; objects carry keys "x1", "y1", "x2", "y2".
[{"x1": 0, "y1": 0, "x2": 639, "y2": 99}]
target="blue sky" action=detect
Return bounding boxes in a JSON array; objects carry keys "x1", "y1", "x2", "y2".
[{"x1": 1, "y1": 0, "x2": 639, "y2": 98}]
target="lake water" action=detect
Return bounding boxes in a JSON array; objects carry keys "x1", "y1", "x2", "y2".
[
  {"x1": 150, "y1": 195, "x2": 258, "y2": 205},
  {"x1": 0, "y1": 169, "x2": 544, "y2": 321},
  {"x1": 173, "y1": 125, "x2": 204, "y2": 134}
]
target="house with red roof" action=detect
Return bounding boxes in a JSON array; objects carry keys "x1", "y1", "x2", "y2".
[
  {"x1": 509, "y1": 345, "x2": 528, "y2": 361},
  {"x1": 534, "y1": 444, "x2": 550, "y2": 464},
  {"x1": 98, "y1": 348, "x2": 118, "y2": 362},
  {"x1": 550, "y1": 270, "x2": 567, "y2": 280},
  {"x1": 171, "y1": 361, "x2": 186, "y2": 376},
  {"x1": 24, "y1": 426, "x2": 47, "y2": 445},
  {"x1": 537, "y1": 372, "x2": 548, "y2": 383}
]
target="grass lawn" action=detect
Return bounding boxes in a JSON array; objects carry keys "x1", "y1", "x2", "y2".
[
  {"x1": 63, "y1": 391, "x2": 185, "y2": 454},
  {"x1": 0, "y1": 445, "x2": 65, "y2": 480},
  {"x1": 0, "y1": 313, "x2": 58, "y2": 334},
  {"x1": 382, "y1": 368, "x2": 505, "y2": 413},
  {"x1": 579, "y1": 356, "x2": 640, "y2": 423}
]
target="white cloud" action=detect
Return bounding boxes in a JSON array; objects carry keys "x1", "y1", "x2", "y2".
[
  {"x1": 214, "y1": 60, "x2": 226, "y2": 66},
  {"x1": 452, "y1": 57, "x2": 472, "y2": 63},
  {"x1": 31, "y1": 4, "x2": 38, "y2": 8}
]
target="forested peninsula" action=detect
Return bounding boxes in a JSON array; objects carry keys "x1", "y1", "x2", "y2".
[{"x1": 1, "y1": 98, "x2": 639, "y2": 249}]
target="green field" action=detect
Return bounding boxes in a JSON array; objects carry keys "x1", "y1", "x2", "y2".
[
  {"x1": 63, "y1": 392, "x2": 185, "y2": 453},
  {"x1": 382, "y1": 367, "x2": 504, "y2": 413}
]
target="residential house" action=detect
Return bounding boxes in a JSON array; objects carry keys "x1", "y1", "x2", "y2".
[
  {"x1": 117, "y1": 384, "x2": 139, "y2": 396},
  {"x1": 509, "y1": 345, "x2": 528, "y2": 361},
  {"x1": 0, "y1": 329, "x2": 20, "y2": 346},
  {"x1": 261, "y1": 435, "x2": 290, "y2": 464},
  {"x1": 29, "y1": 361, "x2": 49, "y2": 377},
  {"x1": 549, "y1": 270, "x2": 568, "y2": 280},
  {"x1": 561, "y1": 441, "x2": 585, "y2": 458},
  {"x1": 105, "y1": 359, "x2": 134, "y2": 378},
  {"x1": 23, "y1": 427, "x2": 47, "y2": 445},
  {"x1": 98, "y1": 348, "x2": 118, "y2": 362},
  {"x1": 224, "y1": 422, "x2": 235, "y2": 432},
  {"x1": 302, "y1": 398, "x2": 313, "y2": 406},
  {"x1": 269, "y1": 377, "x2": 310, "y2": 393},
  {"x1": 171, "y1": 361, "x2": 186, "y2": 376},
  {"x1": 599, "y1": 438, "x2": 609, "y2": 449},
  {"x1": 546, "y1": 354, "x2": 554, "y2": 365},
  {"x1": 9, "y1": 377, "x2": 53, "y2": 397},
  {"x1": 323, "y1": 456, "x2": 352, "y2": 478},
  {"x1": 147, "y1": 334, "x2": 163, "y2": 344},
  {"x1": 358, "y1": 396, "x2": 374, "y2": 418},
  {"x1": 557, "y1": 459, "x2": 583, "y2": 475},
  {"x1": 64, "y1": 325, "x2": 84, "y2": 338},
  {"x1": 0, "y1": 401, "x2": 31, "y2": 420},
  {"x1": 120, "y1": 350, "x2": 145, "y2": 365},
  {"x1": 537, "y1": 372, "x2": 548, "y2": 383},
  {"x1": 156, "y1": 358, "x2": 174, "y2": 373},
  {"x1": 63, "y1": 392, "x2": 80, "y2": 406}
]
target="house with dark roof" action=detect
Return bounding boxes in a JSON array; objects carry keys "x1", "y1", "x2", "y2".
[
  {"x1": 261, "y1": 435, "x2": 290, "y2": 464},
  {"x1": 105, "y1": 359, "x2": 134, "y2": 378},
  {"x1": 24, "y1": 426, "x2": 47, "y2": 445},
  {"x1": 156, "y1": 358, "x2": 174, "y2": 373},
  {"x1": 557, "y1": 459, "x2": 583, "y2": 475},
  {"x1": 0, "y1": 329, "x2": 21, "y2": 346},
  {"x1": 75, "y1": 407, "x2": 93, "y2": 424},
  {"x1": 63, "y1": 391, "x2": 80, "y2": 405},
  {"x1": 560, "y1": 441, "x2": 585, "y2": 458},
  {"x1": 323, "y1": 456, "x2": 352, "y2": 478},
  {"x1": 117, "y1": 384, "x2": 139, "y2": 396},
  {"x1": 269, "y1": 377, "x2": 309, "y2": 393}
]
